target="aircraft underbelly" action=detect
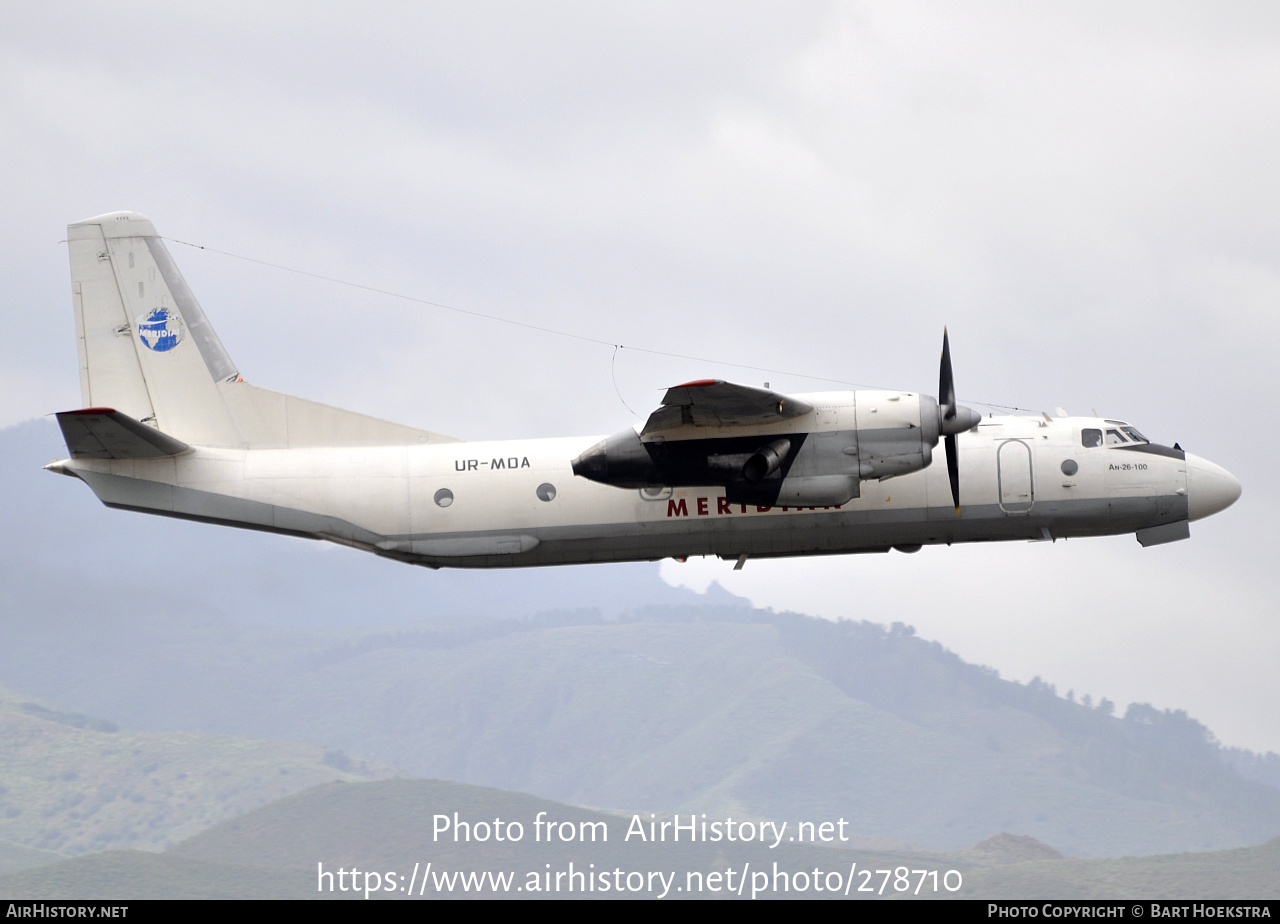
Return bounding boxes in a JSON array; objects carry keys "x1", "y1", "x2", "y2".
[{"x1": 402, "y1": 494, "x2": 1125, "y2": 568}]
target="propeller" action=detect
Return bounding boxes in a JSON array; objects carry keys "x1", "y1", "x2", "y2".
[{"x1": 937, "y1": 329, "x2": 981, "y2": 514}]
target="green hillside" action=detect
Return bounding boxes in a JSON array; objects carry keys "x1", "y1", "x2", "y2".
[
  {"x1": 2, "y1": 779, "x2": 1276, "y2": 899},
  {"x1": 955, "y1": 837, "x2": 1280, "y2": 899},
  {"x1": 0, "y1": 850, "x2": 319, "y2": 900},
  {"x1": 0, "y1": 840, "x2": 63, "y2": 876},
  {"x1": 302, "y1": 615, "x2": 1265, "y2": 856},
  {"x1": 0, "y1": 779, "x2": 969, "y2": 899},
  {"x1": 0, "y1": 684, "x2": 395, "y2": 855},
  {"x1": 173, "y1": 778, "x2": 624, "y2": 870},
  {"x1": 3, "y1": 608, "x2": 1279, "y2": 857}
]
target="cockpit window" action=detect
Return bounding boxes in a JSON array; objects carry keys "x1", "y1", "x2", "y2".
[
  {"x1": 1121, "y1": 427, "x2": 1148, "y2": 444},
  {"x1": 1105, "y1": 429, "x2": 1128, "y2": 445},
  {"x1": 1082, "y1": 428, "x2": 1102, "y2": 448}
]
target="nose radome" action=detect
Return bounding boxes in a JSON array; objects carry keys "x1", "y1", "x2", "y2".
[{"x1": 1185, "y1": 453, "x2": 1242, "y2": 521}]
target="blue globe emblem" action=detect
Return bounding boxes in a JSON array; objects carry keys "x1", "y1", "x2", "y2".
[{"x1": 136, "y1": 307, "x2": 185, "y2": 352}]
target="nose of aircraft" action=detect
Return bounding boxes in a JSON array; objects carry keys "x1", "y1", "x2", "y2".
[{"x1": 1185, "y1": 453, "x2": 1242, "y2": 521}]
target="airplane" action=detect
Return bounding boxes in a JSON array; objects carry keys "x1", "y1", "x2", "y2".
[{"x1": 45, "y1": 211, "x2": 1242, "y2": 570}]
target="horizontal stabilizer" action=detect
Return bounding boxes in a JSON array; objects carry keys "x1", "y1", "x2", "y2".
[
  {"x1": 642, "y1": 380, "x2": 814, "y2": 435},
  {"x1": 56, "y1": 408, "x2": 191, "y2": 459}
]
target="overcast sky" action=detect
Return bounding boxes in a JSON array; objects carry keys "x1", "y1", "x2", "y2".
[{"x1": 3, "y1": 2, "x2": 1278, "y2": 751}]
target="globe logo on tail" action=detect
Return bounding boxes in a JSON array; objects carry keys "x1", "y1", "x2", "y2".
[{"x1": 136, "y1": 307, "x2": 184, "y2": 352}]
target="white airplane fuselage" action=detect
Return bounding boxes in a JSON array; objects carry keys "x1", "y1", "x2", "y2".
[{"x1": 54, "y1": 400, "x2": 1236, "y2": 569}]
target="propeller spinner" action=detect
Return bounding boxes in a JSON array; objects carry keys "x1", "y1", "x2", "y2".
[{"x1": 937, "y1": 329, "x2": 981, "y2": 513}]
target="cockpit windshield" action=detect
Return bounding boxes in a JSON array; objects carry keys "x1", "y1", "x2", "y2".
[{"x1": 1083, "y1": 424, "x2": 1152, "y2": 448}]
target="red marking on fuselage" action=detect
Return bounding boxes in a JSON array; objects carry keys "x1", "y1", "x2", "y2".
[{"x1": 664, "y1": 496, "x2": 845, "y2": 518}]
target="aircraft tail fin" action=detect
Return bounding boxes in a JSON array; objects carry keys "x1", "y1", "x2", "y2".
[
  {"x1": 68, "y1": 211, "x2": 242, "y2": 447},
  {"x1": 65, "y1": 211, "x2": 459, "y2": 449}
]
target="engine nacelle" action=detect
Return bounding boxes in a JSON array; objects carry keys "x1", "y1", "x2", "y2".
[
  {"x1": 570, "y1": 389, "x2": 978, "y2": 506},
  {"x1": 852, "y1": 392, "x2": 936, "y2": 480},
  {"x1": 570, "y1": 429, "x2": 659, "y2": 488}
]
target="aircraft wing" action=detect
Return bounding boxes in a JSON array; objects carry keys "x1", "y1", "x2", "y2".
[
  {"x1": 56, "y1": 408, "x2": 191, "y2": 459},
  {"x1": 641, "y1": 380, "x2": 813, "y2": 436}
]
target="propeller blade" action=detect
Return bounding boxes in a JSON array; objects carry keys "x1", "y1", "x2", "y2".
[
  {"x1": 939, "y1": 328, "x2": 956, "y2": 420},
  {"x1": 946, "y1": 432, "x2": 960, "y2": 514},
  {"x1": 939, "y1": 328, "x2": 972, "y2": 514}
]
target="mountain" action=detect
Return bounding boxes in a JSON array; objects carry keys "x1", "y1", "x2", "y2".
[
  {"x1": 3, "y1": 604, "x2": 1279, "y2": 857},
  {"x1": 0, "y1": 682, "x2": 393, "y2": 855},
  {"x1": 955, "y1": 837, "x2": 1280, "y2": 899},
  {"x1": 0, "y1": 841, "x2": 63, "y2": 877},
  {"x1": 1, "y1": 779, "x2": 1276, "y2": 899}
]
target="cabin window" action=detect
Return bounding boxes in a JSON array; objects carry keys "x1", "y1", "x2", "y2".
[
  {"x1": 1061, "y1": 459, "x2": 1079, "y2": 476},
  {"x1": 434, "y1": 488, "x2": 454, "y2": 508},
  {"x1": 1081, "y1": 429, "x2": 1102, "y2": 448},
  {"x1": 536, "y1": 483, "x2": 557, "y2": 502}
]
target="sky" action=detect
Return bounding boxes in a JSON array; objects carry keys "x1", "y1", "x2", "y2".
[{"x1": 2, "y1": 2, "x2": 1278, "y2": 751}]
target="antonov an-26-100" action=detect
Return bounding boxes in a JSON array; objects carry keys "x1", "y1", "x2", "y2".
[{"x1": 46, "y1": 211, "x2": 1241, "y2": 569}]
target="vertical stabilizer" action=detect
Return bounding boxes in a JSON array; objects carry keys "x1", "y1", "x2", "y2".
[
  {"x1": 67, "y1": 211, "x2": 243, "y2": 447},
  {"x1": 66, "y1": 211, "x2": 460, "y2": 449}
]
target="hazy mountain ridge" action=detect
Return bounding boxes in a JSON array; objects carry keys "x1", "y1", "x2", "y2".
[
  {"x1": 956, "y1": 837, "x2": 1280, "y2": 900},
  {"x1": 1, "y1": 779, "x2": 1276, "y2": 900},
  {"x1": 0, "y1": 683, "x2": 395, "y2": 856},
  {"x1": 3, "y1": 604, "x2": 1278, "y2": 857},
  {"x1": 0, "y1": 840, "x2": 63, "y2": 877},
  {"x1": 766, "y1": 611, "x2": 1279, "y2": 811}
]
